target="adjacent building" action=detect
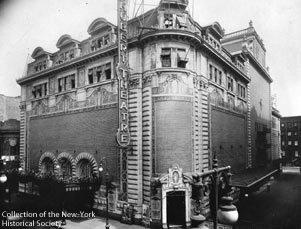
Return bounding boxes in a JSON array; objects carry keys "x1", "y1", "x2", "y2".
[
  {"x1": 0, "y1": 119, "x2": 20, "y2": 171},
  {"x1": 16, "y1": 0, "x2": 275, "y2": 228},
  {"x1": 0, "y1": 94, "x2": 20, "y2": 122},
  {"x1": 0, "y1": 95, "x2": 20, "y2": 171},
  {"x1": 280, "y1": 116, "x2": 301, "y2": 164},
  {"x1": 222, "y1": 21, "x2": 273, "y2": 168}
]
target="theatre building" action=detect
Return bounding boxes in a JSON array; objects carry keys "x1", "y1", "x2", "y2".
[{"x1": 17, "y1": 0, "x2": 250, "y2": 227}]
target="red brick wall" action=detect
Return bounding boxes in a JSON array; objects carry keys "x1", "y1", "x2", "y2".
[
  {"x1": 28, "y1": 107, "x2": 118, "y2": 179},
  {"x1": 211, "y1": 107, "x2": 247, "y2": 173},
  {"x1": 155, "y1": 100, "x2": 193, "y2": 173}
]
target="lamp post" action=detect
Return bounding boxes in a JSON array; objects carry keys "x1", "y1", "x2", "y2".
[
  {"x1": 99, "y1": 157, "x2": 110, "y2": 229},
  {"x1": 191, "y1": 159, "x2": 238, "y2": 229}
]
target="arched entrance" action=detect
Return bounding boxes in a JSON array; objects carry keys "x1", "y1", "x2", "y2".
[
  {"x1": 74, "y1": 152, "x2": 99, "y2": 178},
  {"x1": 38, "y1": 152, "x2": 59, "y2": 176},
  {"x1": 167, "y1": 190, "x2": 186, "y2": 227},
  {"x1": 57, "y1": 152, "x2": 76, "y2": 178}
]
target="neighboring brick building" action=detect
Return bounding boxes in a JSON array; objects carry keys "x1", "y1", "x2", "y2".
[
  {"x1": 0, "y1": 94, "x2": 20, "y2": 121},
  {"x1": 280, "y1": 116, "x2": 301, "y2": 163},
  {"x1": 222, "y1": 21, "x2": 273, "y2": 168},
  {"x1": 16, "y1": 0, "x2": 276, "y2": 228}
]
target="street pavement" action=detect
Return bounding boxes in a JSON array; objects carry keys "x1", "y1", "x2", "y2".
[
  {"x1": 61, "y1": 217, "x2": 145, "y2": 229},
  {"x1": 236, "y1": 171, "x2": 301, "y2": 229},
  {"x1": 3, "y1": 171, "x2": 301, "y2": 229}
]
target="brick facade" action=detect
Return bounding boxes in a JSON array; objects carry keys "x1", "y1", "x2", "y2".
[{"x1": 28, "y1": 107, "x2": 118, "y2": 176}]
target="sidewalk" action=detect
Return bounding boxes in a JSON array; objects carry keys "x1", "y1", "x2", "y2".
[{"x1": 61, "y1": 217, "x2": 146, "y2": 229}]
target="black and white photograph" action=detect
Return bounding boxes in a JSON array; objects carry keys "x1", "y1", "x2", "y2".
[{"x1": 0, "y1": 0, "x2": 301, "y2": 228}]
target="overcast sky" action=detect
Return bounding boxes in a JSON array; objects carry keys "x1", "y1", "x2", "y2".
[{"x1": 0, "y1": 0, "x2": 300, "y2": 116}]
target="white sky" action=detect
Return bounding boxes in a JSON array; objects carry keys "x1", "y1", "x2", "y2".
[{"x1": 0, "y1": 0, "x2": 300, "y2": 116}]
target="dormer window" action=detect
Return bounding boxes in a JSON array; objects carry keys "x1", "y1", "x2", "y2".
[
  {"x1": 34, "y1": 60, "x2": 47, "y2": 72},
  {"x1": 104, "y1": 35, "x2": 110, "y2": 45},
  {"x1": 91, "y1": 35, "x2": 112, "y2": 52},
  {"x1": 164, "y1": 14, "x2": 173, "y2": 28},
  {"x1": 176, "y1": 15, "x2": 187, "y2": 28}
]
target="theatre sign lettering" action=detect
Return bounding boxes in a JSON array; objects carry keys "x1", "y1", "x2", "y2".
[{"x1": 116, "y1": 0, "x2": 130, "y2": 147}]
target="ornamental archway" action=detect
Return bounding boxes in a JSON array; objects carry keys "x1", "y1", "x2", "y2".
[
  {"x1": 38, "y1": 152, "x2": 59, "y2": 176},
  {"x1": 57, "y1": 152, "x2": 76, "y2": 178},
  {"x1": 74, "y1": 152, "x2": 99, "y2": 178}
]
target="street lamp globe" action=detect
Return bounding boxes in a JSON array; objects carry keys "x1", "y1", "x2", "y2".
[
  {"x1": 0, "y1": 174, "x2": 7, "y2": 184},
  {"x1": 217, "y1": 196, "x2": 239, "y2": 225}
]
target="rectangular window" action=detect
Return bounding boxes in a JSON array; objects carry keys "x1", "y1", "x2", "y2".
[
  {"x1": 58, "y1": 78, "x2": 64, "y2": 92},
  {"x1": 288, "y1": 141, "x2": 292, "y2": 146},
  {"x1": 96, "y1": 66, "x2": 102, "y2": 82},
  {"x1": 58, "y1": 74, "x2": 76, "y2": 92},
  {"x1": 104, "y1": 63, "x2": 111, "y2": 80},
  {"x1": 214, "y1": 68, "x2": 217, "y2": 82},
  {"x1": 281, "y1": 123, "x2": 285, "y2": 127},
  {"x1": 164, "y1": 14, "x2": 173, "y2": 28},
  {"x1": 177, "y1": 49, "x2": 188, "y2": 68},
  {"x1": 209, "y1": 65, "x2": 213, "y2": 80},
  {"x1": 228, "y1": 76, "x2": 233, "y2": 92},
  {"x1": 104, "y1": 35, "x2": 110, "y2": 45},
  {"x1": 295, "y1": 151, "x2": 299, "y2": 157},
  {"x1": 288, "y1": 132, "x2": 292, "y2": 136},
  {"x1": 281, "y1": 141, "x2": 285, "y2": 146},
  {"x1": 294, "y1": 122, "x2": 298, "y2": 127},
  {"x1": 97, "y1": 39, "x2": 103, "y2": 49},
  {"x1": 294, "y1": 132, "x2": 298, "y2": 136},
  {"x1": 161, "y1": 48, "x2": 171, "y2": 67},
  {"x1": 88, "y1": 69, "x2": 94, "y2": 84},
  {"x1": 70, "y1": 74, "x2": 76, "y2": 88},
  {"x1": 91, "y1": 40, "x2": 97, "y2": 51},
  {"x1": 69, "y1": 50, "x2": 75, "y2": 59},
  {"x1": 219, "y1": 71, "x2": 222, "y2": 85},
  {"x1": 295, "y1": 141, "x2": 298, "y2": 146},
  {"x1": 176, "y1": 15, "x2": 187, "y2": 28}
]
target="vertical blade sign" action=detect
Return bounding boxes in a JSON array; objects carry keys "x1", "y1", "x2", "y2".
[{"x1": 116, "y1": 0, "x2": 130, "y2": 147}]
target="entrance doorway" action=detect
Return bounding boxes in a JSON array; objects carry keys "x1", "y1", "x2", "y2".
[{"x1": 167, "y1": 191, "x2": 186, "y2": 228}]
